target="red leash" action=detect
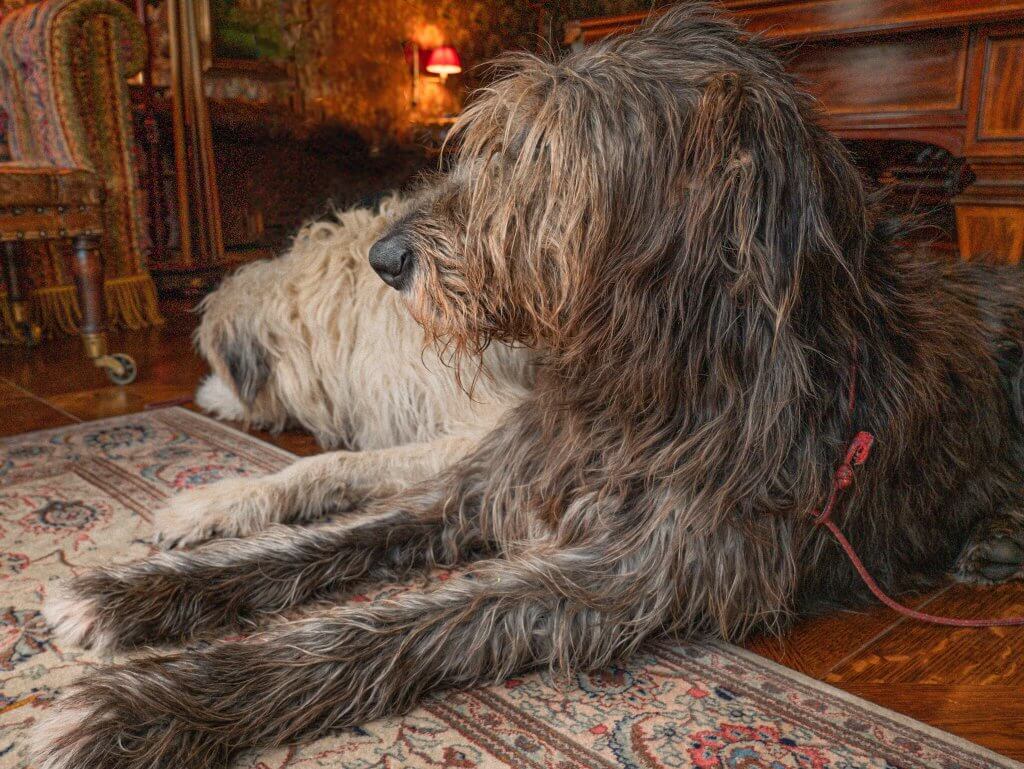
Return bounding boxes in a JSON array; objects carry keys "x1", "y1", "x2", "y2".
[{"x1": 811, "y1": 344, "x2": 1024, "y2": 627}]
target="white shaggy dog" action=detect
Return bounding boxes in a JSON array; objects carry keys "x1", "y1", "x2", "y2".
[{"x1": 154, "y1": 197, "x2": 532, "y2": 549}]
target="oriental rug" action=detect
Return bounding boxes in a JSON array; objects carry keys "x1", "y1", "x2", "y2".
[{"x1": 1, "y1": 408, "x2": 1019, "y2": 769}]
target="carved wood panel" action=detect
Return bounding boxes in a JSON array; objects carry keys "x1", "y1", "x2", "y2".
[
  {"x1": 957, "y1": 203, "x2": 1024, "y2": 263},
  {"x1": 972, "y1": 30, "x2": 1024, "y2": 146},
  {"x1": 787, "y1": 30, "x2": 968, "y2": 116}
]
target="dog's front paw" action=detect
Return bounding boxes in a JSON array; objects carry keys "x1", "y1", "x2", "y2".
[
  {"x1": 955, "y1": 510, "x2": 1024, "y2": 584},
  {"x1": 32, "y1": 702, "x2": 152, "y2": 769},
  {"x1": 42, "y1": 579, "x2": 116, "y2": 653},
  {"x1": 153, "y1": 476, "x2": 286, "y2": 549},
  {"x1": 33, "y1": 652, "x2": 237, "y2": 769},
  {"x1": 31, "y1": 688, "x2": 219, "y2": 769},
  {"x1": 31, "y1": 701, "x2": 95, "y2": 769},
  {"x1": 44, "y1": 562, "x2": 197, "y2": 653},
  {"x1": 955, "y1": 532, "x2": 1024, "y2": 584}
]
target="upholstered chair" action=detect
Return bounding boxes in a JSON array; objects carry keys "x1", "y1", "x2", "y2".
[{"x1": 0, "y1": 0, "x2": 162, "y2": 382}]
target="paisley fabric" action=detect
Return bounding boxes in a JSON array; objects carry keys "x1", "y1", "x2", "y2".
[
  {"x1": 1, "y1": 408, "x2": 1020, "y2": 769},
  {"x1": 0, "y1": 0, "x2": 161, "y2": 338}
]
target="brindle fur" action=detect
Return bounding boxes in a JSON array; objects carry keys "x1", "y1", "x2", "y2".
[{"x1": 33, "y1": 5, "x2": 1024, "y2": 768}]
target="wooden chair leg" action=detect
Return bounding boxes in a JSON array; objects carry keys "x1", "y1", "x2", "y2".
[
  {"x1": 2, "y1": 241, "x2": 41, "y2": 345},
  {"x1": 70, "y1": 234, "x2": 137, "y2": 385},
  {"x1": 70, "y1": 234, "x2": 107, "y2": 359}
]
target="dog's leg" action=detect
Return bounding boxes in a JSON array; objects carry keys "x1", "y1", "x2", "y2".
[
  {"x1": 44, "y1": 492, "x2": 486, "y2": 653},
  {"x1": 153, "y1": 434, "x2": 479, "y2": 548},
  {"x1": 34, "y1": 550, "x2": 653, "y2": 769},
  {"x1": 954, "y1": 508, "x2": 1024, "y2": 583}
]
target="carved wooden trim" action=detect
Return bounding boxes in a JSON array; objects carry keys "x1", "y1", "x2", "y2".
[
  {"x1": 162, "y1": 0, "x2": 224, "y2": 271},
  {"x1": 565, "y1": 1, "x2": 1024, "y2": 46},
  {"x1": 0, "y1": 206, "x2": 104, "y2": 242},
  {"x1": 964, "y1": 23, "x2": 1024, "y2": 155}
]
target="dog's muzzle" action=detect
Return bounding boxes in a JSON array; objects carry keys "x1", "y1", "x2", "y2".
[{"x1": 369, "y1": 232, "x2": 415, "y2": 291}]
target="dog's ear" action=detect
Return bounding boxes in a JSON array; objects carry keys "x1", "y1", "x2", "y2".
[
  {"x1": 684, "y1": 72, "x2": 865, "y2": 324},
  {"x1": 218, "y1": 331, "x2": 270, "y2": 407}
]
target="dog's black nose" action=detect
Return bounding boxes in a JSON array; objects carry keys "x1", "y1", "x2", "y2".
[{"x1": 369, "y1": 233, "x2": 415, "y2": 290}]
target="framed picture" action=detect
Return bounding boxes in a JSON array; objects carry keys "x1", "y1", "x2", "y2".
[
  {"x1": 206, "y1": 0, "x2": 288, "y2": 64},
  {"x1": 142, "y1": 0, "x2": 288, "y2": 82}
]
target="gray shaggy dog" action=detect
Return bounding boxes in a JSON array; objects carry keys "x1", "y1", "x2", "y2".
[{"x1": 33, "y1": 5, "x2": 1024, "y2": 768}]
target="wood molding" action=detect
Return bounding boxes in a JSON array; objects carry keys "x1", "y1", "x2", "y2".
[
  {"x1": 964, "y1": 24, "x2": 1024, "y2": 155},
  {"x1": 156, "y1": 0, "x2": 224, "y2": 275},
  {"x1": 565, "y1": 0, "x2": 1024, "y2": 46}
]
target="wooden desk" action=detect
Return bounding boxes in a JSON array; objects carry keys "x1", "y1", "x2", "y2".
[{"x1": 566, "y1": 1, "x2": 1024, "y2": 263}]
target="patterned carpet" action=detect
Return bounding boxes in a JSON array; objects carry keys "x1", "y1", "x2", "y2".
[{"x1": 1, "y1": 408, "x2": 1020, "y2": 769}]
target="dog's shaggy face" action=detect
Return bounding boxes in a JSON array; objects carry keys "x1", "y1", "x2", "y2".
[
  {"x1": 379, "y1": 6, "x2": 868, "y2": 376},
  {"x1": 193, "y1": 197, "x2": 532, "y2": 451}
]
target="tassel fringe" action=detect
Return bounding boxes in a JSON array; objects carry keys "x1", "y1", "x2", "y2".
[
  {"x1": 35, "y1": 285, "x2": 82, "y2": 336},
  {"x1": 0, "y1": 290, "x2": 21, "y2": 342},
  {"x1": 106, "y1": 275, "x2": 165, "y2": 330},
  {"x1": 0, "y1": 275, "x2": 164, "y2": 344}
]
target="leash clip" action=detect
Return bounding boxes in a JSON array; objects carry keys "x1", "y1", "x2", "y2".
[
  {"x1": 834, "y1": 431, "x2": 874, "y2": 490},
  {"x1": 845, "y1": 431, "x2": 874, "y2": 467}
]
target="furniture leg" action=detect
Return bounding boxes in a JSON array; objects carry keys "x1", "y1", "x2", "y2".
[
  {"x1": 2, "y1": 242, "x2": 41, "y2": 344},
  {"x1": 70, "y1": 234, "x2": 107, "y2": 359},
  {"x1": 70, "y1": 234, "x2": 137, "y2": 385}
]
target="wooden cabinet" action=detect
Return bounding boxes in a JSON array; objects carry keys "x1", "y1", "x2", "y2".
[{"x1": 566, "y1": 1, "x2": 1024, "y2": 263}]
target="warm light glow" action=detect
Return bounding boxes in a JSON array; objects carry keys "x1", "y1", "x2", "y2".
[{"x1": 425, "y1": 46, "x2": 462, "y2": 79}]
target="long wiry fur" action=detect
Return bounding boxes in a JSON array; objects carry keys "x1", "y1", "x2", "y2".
[{"x1": 34, "y1": 5, "x2": 1024, "y2": 768}]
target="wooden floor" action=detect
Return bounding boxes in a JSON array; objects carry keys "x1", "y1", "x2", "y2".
[{"x1": 3, "y1": 302, "x2": 1023, "y2": 761}]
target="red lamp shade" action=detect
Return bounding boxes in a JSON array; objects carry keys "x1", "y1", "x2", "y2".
[{"x1": 425, "y1": 46, "x2": 462, "y2": 77}]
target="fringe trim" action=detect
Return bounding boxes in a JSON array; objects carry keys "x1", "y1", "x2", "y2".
[
  {"x1": 1, "y1": 275, "x2": 164, "y2": 341},
  {"x1": 0, "y1": 290, "x2": 22, "y2": 343},
  {"x1": 106, "y1": 275, "x2": 165, "y2": 330},
  {"x1": 35, "y1": 285, "x2": 82, "y2": 336}
]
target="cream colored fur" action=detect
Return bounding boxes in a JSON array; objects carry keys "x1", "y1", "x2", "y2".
[
  {"x1": 41, "y1": 582, "x2": 110, "y2": 652},
  {"x1": 30, "y1": 703, "x2": 93, "y2": 769},
  {"x1": 155, "y1": 197, "x2": 532, "y2": 548}
]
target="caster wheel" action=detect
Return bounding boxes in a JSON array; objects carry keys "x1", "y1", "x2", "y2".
[{"x1": 106, "y1": 353, "x2": 137, "y2": 385}]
